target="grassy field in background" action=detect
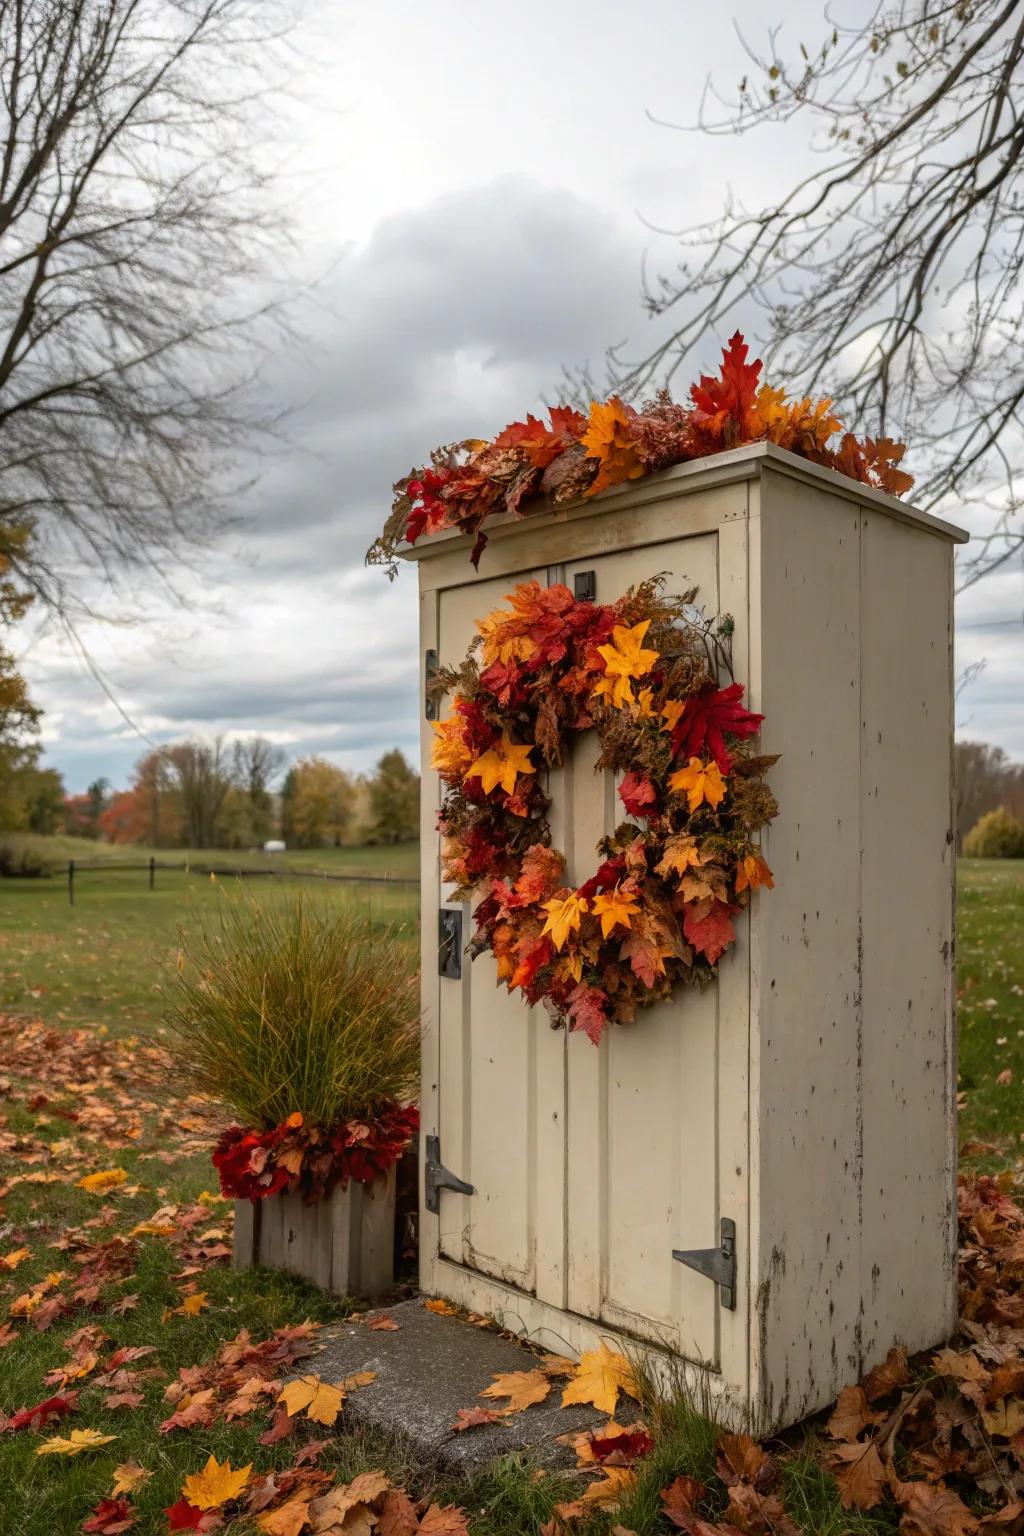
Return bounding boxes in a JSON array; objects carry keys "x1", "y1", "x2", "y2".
[
  {"x1": 955, "y1": 859, "x2": 1024, "y2": 1166},
  {"x1": 0, "y1": 841, "x2": 420, "y2": 1036},
  {"x1": 1, "y1": 831, "x2": 420, "y2": 878},
  {"x1": 0, "y1": 845, "x2": 1022, "y2": 1162}
]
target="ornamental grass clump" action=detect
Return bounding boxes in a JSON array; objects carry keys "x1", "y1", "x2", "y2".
[{"x1": 167, "y1": 895, "x2": 420, "y2": 1131}]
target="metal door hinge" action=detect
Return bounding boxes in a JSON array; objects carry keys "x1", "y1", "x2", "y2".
[
  {"x1": 673, "y1": 1217, "x2": 736, "y2": 1310},
  {"x1": 425, "y1": 649, "x2": 440, "y2": 720},
  {"x1": 439, "y1": 907, "x2": 463, "y2": 979},
  {"x1": 425, "y1": 1134, "x2": 474, "y2": 1214}
]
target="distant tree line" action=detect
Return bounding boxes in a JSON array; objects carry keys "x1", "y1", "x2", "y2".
[
  {"x1": 59, "y1": 740, "x2": 419, "y2": 851},
  {"x1": 0, "y1": 709, "x2": 419, "y2": 850},
  {"x1": 956, "y1": 742, "x2": 1024, "y2": 857}
]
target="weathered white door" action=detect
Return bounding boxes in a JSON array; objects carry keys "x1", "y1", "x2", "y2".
[{"x1": 434, "y1": 531, "x2": 741, "y2": 1366}]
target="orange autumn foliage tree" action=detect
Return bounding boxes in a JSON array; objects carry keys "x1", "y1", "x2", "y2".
[{"x1": 369, "y1": 331, "x2": 913, "y2": 574}]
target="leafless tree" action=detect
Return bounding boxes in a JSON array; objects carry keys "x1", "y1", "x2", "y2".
[
  {"x1": 601, "y1": 0, "x2": 1024, "y2": 592},
  {"x1": 231, "y1": 733, "x2": 285, "y2": 839},
  {"x1": 955, "y1": 739, "x2": 1024, "y2": 847},
  {"x1": 165, "y1": 736, "x2": 230, "y2": 847},
  {"x1": 0, "y1": 0, "x2": 302, "y2": 616}
]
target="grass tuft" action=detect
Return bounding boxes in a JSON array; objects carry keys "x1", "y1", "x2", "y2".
[{"x1": 165, "y1": 893, "x2": 420, "y2": 1126}]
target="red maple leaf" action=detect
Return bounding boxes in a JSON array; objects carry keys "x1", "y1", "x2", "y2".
[
  {"x1": 8, "y1": 1392, "x2": 78, "y2": 1431},
  {"x1": 683, "y1": 900, "x2": 737, "y2": 964},
  {"x1": 82, "y1": 1499, "x2": 134, "y2": 1534},
  {"x1": 164, "y1": 1502, "x2": 204, "y2": 1532},
  {"x1": 493, "y1": 406, "x2": 586, "y2": 469},
  {"x1": 618, "y1": 771, "x2": 657, "y2": 818},
  {"x1": 670, "y1": 682, "x2": 763, "y2": 773},
  {"x1": 567, "y1": 984, "x2": 609, "y2": 1046},
  {"x1": 591, "y1": 1428, "x2": 655, "y2": 1464},
  {"x1": 690, "y1": 331, "x2": 762, "y2": 428}
]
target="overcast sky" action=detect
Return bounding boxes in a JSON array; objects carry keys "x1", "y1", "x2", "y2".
[{"x1": 25, "y1": 0, "x2": 1024, "y2": 793}]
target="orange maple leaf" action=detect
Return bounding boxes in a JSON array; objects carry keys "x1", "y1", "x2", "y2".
[{"x1": 580, "y1": 397, "x2": 645, "y2": 495}]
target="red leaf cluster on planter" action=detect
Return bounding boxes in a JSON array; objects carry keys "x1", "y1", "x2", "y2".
[{"x1": 213, "y1": 1103, "x2": 419, "y2": 1205}]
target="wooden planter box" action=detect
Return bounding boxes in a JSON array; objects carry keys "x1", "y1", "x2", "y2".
[{"x1": 232, "y1": 1168, "x2": 396, "y2": 1299}]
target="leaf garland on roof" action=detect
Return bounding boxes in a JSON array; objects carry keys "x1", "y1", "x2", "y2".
[
  {"x1": 429, "y1": 576, "x2": 777, "y2": 1044},
  {"x1": 368, "y1": 330, "x2": 913, "y2": 575}
]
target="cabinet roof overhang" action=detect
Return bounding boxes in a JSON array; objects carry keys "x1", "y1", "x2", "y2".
[{"x1": 398, "y1": 440, "x2": 969, "y2": 567}]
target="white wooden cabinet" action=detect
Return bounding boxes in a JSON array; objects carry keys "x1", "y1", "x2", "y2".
[{"x1": 405, "y1": 442, "x2": 967, "y2": 1432}]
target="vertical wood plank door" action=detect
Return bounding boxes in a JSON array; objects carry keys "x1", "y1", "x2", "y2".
[{"x1": 433, "y1": 530, "x2": 741, "y2": 1368}]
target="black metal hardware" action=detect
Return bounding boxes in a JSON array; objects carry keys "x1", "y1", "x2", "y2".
[
  {"x1": 673, "y1": 1217, "x2": 737, "y2": 1310},
  {"x1": 425, "y1": 648, "x2": 440, "y2": 720},
  {"x1": 574, "y1": 570, "x2": 596, "y2": 602},
  {"x1": 438, "y1": 907, "x2": 463, "y2": 979},
  {"x1": 425, "y1": 1134, "x2": 475, "y2": 1214}
]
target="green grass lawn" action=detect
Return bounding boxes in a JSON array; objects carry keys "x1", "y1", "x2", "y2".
[
  {"x1": 0, "y1": 845, "x2": 419, "y2": 1035},
  {"x1": 956, "y1": 858, "x2": 1024, "y2": 1167},
  {"x1": 2, "y1": 831, "x2": 420, "y2": 879}
]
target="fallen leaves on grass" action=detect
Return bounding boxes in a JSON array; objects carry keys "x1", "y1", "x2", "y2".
[
  {"x1": 277, "y1": 1376, "x2": 345, "y2": 1426},
  {"x1": 111, "y1": 1462, "x2": 152, "y2": 1496},
  {"x1": 181, "y1": 1454, "x2": 252, "y2": 1510},
  {"x1": 81, "y1": 1498, "x2": 135, "y2": 1534},
  {"x1": 77, "y1": 1169, "x2": 129, "y2": 1194},
  {"x1": 36, "y1": 1427, "x2": 118, "y2": 1456}
]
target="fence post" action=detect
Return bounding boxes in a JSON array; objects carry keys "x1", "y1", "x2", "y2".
[
  {"x1": 149, "y1": 855, "x2": 155, "y2": 891},
  {"x1": 68, "y1": 859, "x2": 74, "y2": 907}
]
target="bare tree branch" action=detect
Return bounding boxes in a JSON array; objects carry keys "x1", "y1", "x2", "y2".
[
  {"x1": 587, "y1": 0, "x2": 1024, "y2": 592},
  {"x1": 0, "y1": 0, "x2": 304, "y2": 617}
]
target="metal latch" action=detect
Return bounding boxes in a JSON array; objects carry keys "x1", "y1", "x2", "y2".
[
  {"x1": 574, "y1": 570, "x2": 596, "y2": 602},
  {"x1": 425, "y1": 1134, "x2": 475, "y2": 1214},
  {"x1": 425, "y1": 649, "x2": 440, "y2": 720},
  {"x1": 673, "y1": 1217, "x2": 737, "y2": 1310},
  {"x1": 439, "y1": 907, "x2": 462, "y2": 978}
]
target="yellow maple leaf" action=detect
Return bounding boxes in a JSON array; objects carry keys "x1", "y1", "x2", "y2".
[
  {"x1": 661, "y1": 699, "x2": 686, "y2": 733},
  {"x1": 591, "y1": 885, "x2": 641, "y2": 939},
  {"x1": 581, "y1": 397, "x2": 645, "y2": 495},
  {"x1": 635, "y1": 686, "x2": 658, "y2": 719},
  {"x1": 111, "y1": 1462, "x2": 152, "y2": 1497},
  {"x1": 36, "y1": 1428, "x2": 118, "y2": 1457},
  {"x1": 181, "y1": 1454, "x2": 252, "y2": 1510},
  {"x1": 1, "y1": 1247, "x2": 30, "y2": 1270},
  {"x1": 540, "y1": 891, "x2": 589, "y2": 951},
  {"x1": 164, "y1": 1290, "x2": 208, "y2": 1320},
  {"x1": 277, "y1": 1374, "x2": 345, "y2": 1425},
  {"x1": 466, "y1": 731, "x2": 535, "y2": 796},
  {"x1": 480, "y1": 1368, "x2": 552, "y2": 1412},
  {"x1": 668, "y1": 757, "x2": 727, "y2": 813},
  {"x1": 76, "y1": 1168, "x2": 127, "y2": 1193},
  {"x1": 594, "y1": 621, "x2": 660, "y2": 710},
  {"x1": 561, "y1": 1342, "x2": 639, "y2": 1416},
  {"x1": 430, "y1": 716, "x2": 473, "y2": 778}
]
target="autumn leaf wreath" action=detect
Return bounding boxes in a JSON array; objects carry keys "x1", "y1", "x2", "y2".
[{"x1": 431, "y1": 576, "x2": 779, "y2": 1045}]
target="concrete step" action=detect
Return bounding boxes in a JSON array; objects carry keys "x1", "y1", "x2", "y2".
[{"x1": 302, "y1": 1297, "x2": 614, "y2": 1475}]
